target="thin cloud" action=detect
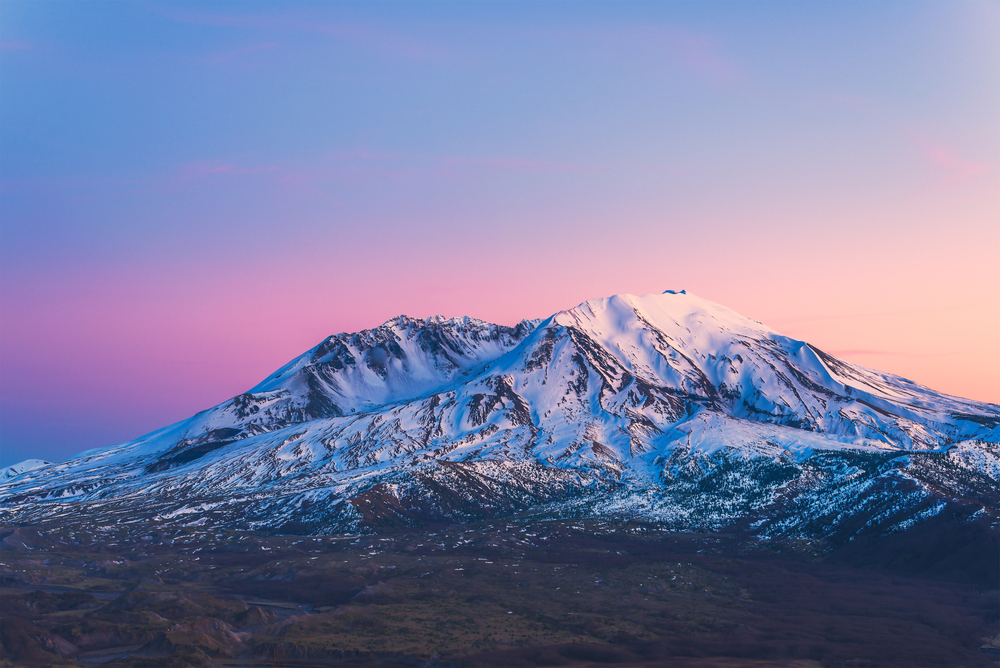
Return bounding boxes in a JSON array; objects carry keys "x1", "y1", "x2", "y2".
[
  {"x1": 915, "y1": 136, "x2": 991, "y2": 185},
  {"x1": 0, "y1": 41, "x2": 31, "y2": 51}
]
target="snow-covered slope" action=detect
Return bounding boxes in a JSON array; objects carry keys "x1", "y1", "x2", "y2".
[
  {"x1": 2, "y1": 292, "x2": 997, "y2": 537},
  {"x1": 0, "y1": 459, "x2": 52, "y2": 481},
  {"x1": 61, "y1": 314, "x2": 541, "y2": 474}
]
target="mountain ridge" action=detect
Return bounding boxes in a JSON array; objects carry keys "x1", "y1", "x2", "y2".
[{"x1": 2, "y1": 291, "x2": 997, "y2": 539}]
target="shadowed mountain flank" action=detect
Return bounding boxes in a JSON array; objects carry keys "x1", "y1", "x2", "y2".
[{"x1": 2, "y1": 292, "x2": 996, "y2": 542}]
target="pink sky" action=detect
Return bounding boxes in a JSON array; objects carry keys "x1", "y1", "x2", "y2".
[{"x1": 1, "y1": 1, "x2": 997, "y2": 465}]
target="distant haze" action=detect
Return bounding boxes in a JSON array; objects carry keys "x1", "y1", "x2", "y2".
[{"x1": 1, "y1": 1, "x2": 997, "y2": 466}]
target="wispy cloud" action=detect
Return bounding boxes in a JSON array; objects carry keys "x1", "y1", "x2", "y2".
[
  {"x1": 0, "y1": 41, "x2": 32, "y2": 51},
  {"x1": 914, "y1": 136, "x2": 991, "y2": 185}
]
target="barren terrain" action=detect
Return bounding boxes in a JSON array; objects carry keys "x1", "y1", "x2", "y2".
[{"x1": 2, "y1": 519, "x2": 996, "y2": 667}]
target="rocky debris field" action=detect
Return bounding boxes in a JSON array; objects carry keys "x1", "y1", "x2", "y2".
[{"x1": 1, "y1": 518, "x2": 997, "y2": 668}]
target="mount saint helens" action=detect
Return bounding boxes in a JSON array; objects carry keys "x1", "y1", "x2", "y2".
[{"x1": 2, "y1": 291, "x2": 998, "y2": 541}]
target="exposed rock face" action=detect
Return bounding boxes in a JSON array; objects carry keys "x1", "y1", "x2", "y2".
[{"x1": 1, "y1": 292, "x2": 997, "y2": 541}]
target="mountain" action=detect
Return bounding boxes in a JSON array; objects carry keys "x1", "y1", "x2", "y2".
[
  {"x1": 1, "y1": 291, "x2": 997, "y2": 542},
  {"x1": 0, "y1": 460, "x2": 52, "y2": 482}
]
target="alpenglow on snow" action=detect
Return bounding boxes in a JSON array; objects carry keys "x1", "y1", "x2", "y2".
[{"x1": 2, "y1": 291, "x2": 997, "y2": 537}]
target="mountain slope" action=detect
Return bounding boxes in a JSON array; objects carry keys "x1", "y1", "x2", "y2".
[
  {"x1": 0, "y1": 459, "x2": 52, "y2": 481},
  {"x1": 2, "y1": 291, "x2": 997, "y2": 539}
]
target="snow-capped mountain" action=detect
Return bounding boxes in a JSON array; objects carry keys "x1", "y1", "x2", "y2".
[
  {"x1": 0, "y1": 459, "x2": 52, "y2": 481},
  {"x1": 2, "y1": 291, "x2": 997, "y2": 539}
]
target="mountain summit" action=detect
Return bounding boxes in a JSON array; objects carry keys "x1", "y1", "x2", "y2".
[{"x1": 2, "y1": 292, "x2": 997, "y2": 537}]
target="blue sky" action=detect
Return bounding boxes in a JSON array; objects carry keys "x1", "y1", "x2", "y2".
[{"x1": 1, "y1": 1, "x2": 997, "y2": 466}]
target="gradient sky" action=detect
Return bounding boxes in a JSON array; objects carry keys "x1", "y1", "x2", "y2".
[{"x1": 1, "y1": 1, "x2": 998, "y2": 467}]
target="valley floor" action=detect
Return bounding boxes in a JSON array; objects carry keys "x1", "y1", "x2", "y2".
[{"x1": 1, "y1": 520, "x2": 997, "y2": 668}]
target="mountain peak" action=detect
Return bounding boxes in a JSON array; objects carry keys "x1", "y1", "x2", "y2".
[
  {"x1": 386, "y1": 314, "x2": 484, "y2": 328},
  {"x1": 2, "y1": 291, "x2": 996, "y2": 537},
  {"x1": 552, "y1": 291, "x2": 775, "y2": 342}
]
